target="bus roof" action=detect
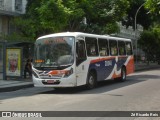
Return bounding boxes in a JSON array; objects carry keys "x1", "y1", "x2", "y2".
[{"x1": 37, "y1": 32, "x2": 131, "y2": 42}]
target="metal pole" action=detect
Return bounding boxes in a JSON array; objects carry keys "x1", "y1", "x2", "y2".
[
  {"x1": 3, "y1": 41, "x2": 7, "y2": 80},
  {"x1": 135, "y1": 2, "x2": 145, "y2": 65}
]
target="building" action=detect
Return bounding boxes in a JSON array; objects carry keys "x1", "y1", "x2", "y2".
[
  {"x1": 116, "y1": 22, "x2": 144, "y2": 62},
  {"x1": 117, "y1": 21, "x2": 143, "y2": 41},
  {"x1": 0, "y1": 0, "x2": 27, "y2": 36},
  {"x1": 0, "y1": 0, "x2": 28, "y2": 80}
]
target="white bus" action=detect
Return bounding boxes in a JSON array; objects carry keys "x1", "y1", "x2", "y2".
[{"x1": 32, "y1": 32, "x2": 134, "y2": 89}]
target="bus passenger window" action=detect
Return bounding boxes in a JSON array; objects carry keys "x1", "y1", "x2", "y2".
[
  {"x1": 98, "y1": 38, "x2": 109, "y2": 56},
  {"x1": 126, "y1": 42, "x2": 133, "y2": 55},
  {"x1": 118, "y1": 41, "x2": 126, "y2": 55},
  {"x1": 86, "y1": 37, "x2": 98, "y2": 56},
  {"x1": 109, "y1": 40, "x2": 118, "y2": 56}
]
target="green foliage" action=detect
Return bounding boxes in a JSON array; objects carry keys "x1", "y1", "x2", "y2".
[
  {"x1": 145, "y1": 0, "x2": 160, "y2": 15},
  {"x1": 78, "y1": 0, "x2": 130, "y2": 34},
  {"x1": 38, "y1": 0, "x2": 73, "y2": 32},
  {"x1": 145, "y1": 0, "x2": 160, "y2": 24},
  {"x1": 13, "y1": 0, "x2": 46, "y2": 40},
  {"x1": 0, "y1": 33, "x2": 33, "y2": 42},
  {"x1": 97, "y1": 22, "x2": 120, "y2": 35},
  {"x1": 139, "y1": 31, "x2": 157, "y2": 51},
  {"x1": 122, "y1": 0, "x2": 152, "y2": 30},
  {"x1": 13, "y1": 0, "x2": 130, "y2": 40},
  {"x1": 138, "y1": 27, "x2": 160, "y2": 62}
]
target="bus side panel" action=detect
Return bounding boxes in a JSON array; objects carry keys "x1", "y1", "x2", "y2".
[
  {"x1": 117, "y1": 56, "x2": 128, "y2": 71},
  {"x1": 112, "y1": 56, "x2": 134, "y2": 79},
  {"x1": 112, "y1": 56, "x2": 128, "y2": 79},
  {"x1": 89, "y1": 57, "x2": 117, "y2": 81},
  {"x1": 126, "y1": 55, "x2": 134, "y2": 75},
  {"x1": 89, "y1": 56, "x2": 134, "y2": 81},
  {"x1": 114, "y1": 56, "x2": 134, "y2": 78}
]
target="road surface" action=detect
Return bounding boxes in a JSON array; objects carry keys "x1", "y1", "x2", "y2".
[{"x1": 0, "y1": 69, "x2": 160, "y2": 120}]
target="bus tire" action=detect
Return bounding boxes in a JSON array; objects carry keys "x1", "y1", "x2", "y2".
[
  {"x1": 120, "y1": 67, "x2": 126, "y2": 82},
  {"x1": 86, "y1": 72, "x2": 97, "y2": 89}
]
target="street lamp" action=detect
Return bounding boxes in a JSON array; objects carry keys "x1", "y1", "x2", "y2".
[{"x1": 134, "y1": 2, "x2": 146, "y2": 65}]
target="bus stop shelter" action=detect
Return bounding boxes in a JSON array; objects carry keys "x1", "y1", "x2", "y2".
[
  {"x1": 0, "y1": 41, "x2": 34, "y2": 80},
  {"x1": 0, "y1": 41, "x2": 6, "y2": 80}
]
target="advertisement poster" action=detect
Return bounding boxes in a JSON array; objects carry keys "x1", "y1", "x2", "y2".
[{"x1": 6, "y1": 48, "x2": 22, "y2": 77}]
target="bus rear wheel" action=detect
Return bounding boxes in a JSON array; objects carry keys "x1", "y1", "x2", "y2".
[
  {"x1": 120, "y1": 67, "x2": 126, "y2": 82},
  {"x1": 114, "y1": 67, "x2": 126, "y2": 82},
  {"x1": 86, "y1": 72, "x2": 97, "y2": 89}
]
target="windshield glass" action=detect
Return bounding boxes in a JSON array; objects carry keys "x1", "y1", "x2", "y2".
[{"x1": 33, "y1": 36, "x2": 75, "y2": 68}]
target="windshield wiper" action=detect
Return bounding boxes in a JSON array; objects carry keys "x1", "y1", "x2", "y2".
[{"x1": 59, "y1": 64, "x2": 72, "y2": 67}]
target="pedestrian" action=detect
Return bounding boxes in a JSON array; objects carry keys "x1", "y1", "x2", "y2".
[{"x1": 24, "y1": 58, "x2": 32, "y2": 78}]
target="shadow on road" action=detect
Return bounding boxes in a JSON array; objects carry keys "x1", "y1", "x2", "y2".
[
  {"x1": 40, "y1": 74, "x2": 160, "y2": 95},
  {"x1": 0, "y1": 74, "x2": 159, "y2": 101}
]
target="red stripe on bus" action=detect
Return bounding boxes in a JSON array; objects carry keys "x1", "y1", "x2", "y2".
[{"x1": 90, "y1": 57, "x2": 115, "y2": 64}]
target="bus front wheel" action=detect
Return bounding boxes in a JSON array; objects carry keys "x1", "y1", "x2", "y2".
[{"x1": 86, "y1": 72, "x2": 97, "y2": 89}]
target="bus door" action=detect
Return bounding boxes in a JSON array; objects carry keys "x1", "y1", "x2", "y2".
[{"x1": 76, "y1": 39, "x2": 87, "y2": 86}]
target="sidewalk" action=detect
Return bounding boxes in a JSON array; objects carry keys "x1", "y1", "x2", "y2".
[
  {"x1": 0, "y1": 78, "x2": 33, "y2": 92},
  {"x1": 135, "y1": 62, "x2": 160, "y2": 71},
  {"x1": 0, "y1": 63, "x2": 160, "y2": 92}
]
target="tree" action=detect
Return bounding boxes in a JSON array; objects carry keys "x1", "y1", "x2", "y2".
[
  {"x1": 11, "y1": 0, "x2": 43, "y2": 40},
  {"x1": 145, "y1": 0, "x2": 160, "y2": 16},
  {"x1": 82, "y1": 0, "x2": 129, "y2": 34},
  {"x1": 145, "y1": 0, "x2": 160, "y2": 24},
  {"x1": 122, "y1": 0, "x2": 152, "y2": 30},
  {"x1": 138, "y1": 27, "x2": 160, "y2": 63},
  {"x1": 12, "y1": 0, "x2": 130, "y2": 40},
  {"x1": 38, "y1": 0, "x2": 85, "y2": 32}
]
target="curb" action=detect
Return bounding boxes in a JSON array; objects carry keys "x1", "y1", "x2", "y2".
[
  {"x1": 135, "y1": 66, "x2": 160, "y2": 72},
  {"x1": 0, "y1": 83, "x2": 34, "y2": 92}
]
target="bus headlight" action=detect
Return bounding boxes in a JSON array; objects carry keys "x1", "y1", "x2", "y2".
[{"x1": 64, "y1": 68, "x2": 73, "y2": 77}]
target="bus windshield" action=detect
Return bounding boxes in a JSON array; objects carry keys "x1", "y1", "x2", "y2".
[{"x1": 33, "y1": 36, "x2": 75, "y2": 69}]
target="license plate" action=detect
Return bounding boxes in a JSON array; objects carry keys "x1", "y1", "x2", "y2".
[{"x1": 47, "y1": 80, "x2": 54, "y2": 83}]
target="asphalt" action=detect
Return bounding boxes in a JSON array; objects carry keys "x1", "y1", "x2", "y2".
[{"x1": 0, "y1": 63, "x2": 160, "y2": 92}]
